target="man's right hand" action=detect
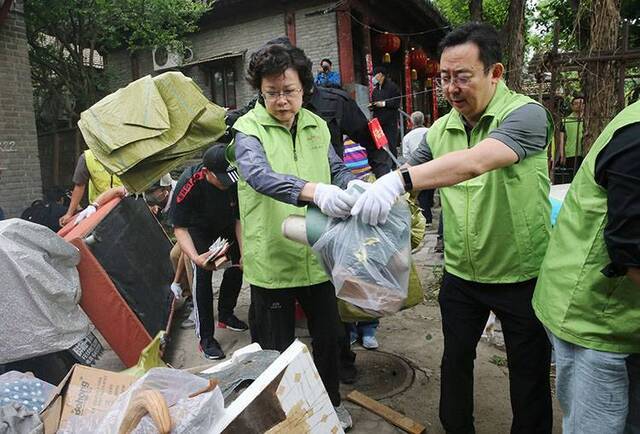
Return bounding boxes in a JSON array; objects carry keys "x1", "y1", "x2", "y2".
[{"x1": 195, "y1": 251, "x2": 217, "y2": 271}]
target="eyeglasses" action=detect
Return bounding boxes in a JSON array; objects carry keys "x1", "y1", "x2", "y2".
[
  {"x1": 434, "y1": 75, "x2": 473, "y2": 89},
  {"x1": 261, "y1": 88, "x2": 303, "y2": 101}
]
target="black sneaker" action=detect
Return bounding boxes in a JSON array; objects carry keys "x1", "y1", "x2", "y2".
[
  {"x1": 199, "y1": 338, "x2": 225, "y2": 360},
  {"x1": 217, "y1": 314, "x2": 248, "y2": 332}
]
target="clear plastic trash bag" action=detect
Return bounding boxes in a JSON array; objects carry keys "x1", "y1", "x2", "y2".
[{"x1": 312, "y1": 188, "x2": 411, "y2": 317}]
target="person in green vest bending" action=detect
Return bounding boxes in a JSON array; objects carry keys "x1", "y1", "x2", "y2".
[
  {"x1": 558, "y1": 95, "x2": 585, "y2": 170},
  {"x1": 351, "y1": 23, "x2": 554, "y2": 433},
  {"x1": 231, "y1": 42, "x2": 358, "y2": 431},
  {"x1": 59, "y1": 149, "x2": 123, "y2": 226},
  {"x1": 533, "y1": 100, "x2": 640, "y2": 434}
]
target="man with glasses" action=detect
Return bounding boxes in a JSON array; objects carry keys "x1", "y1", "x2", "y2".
[{"x1": 350, "y1": 22, "x2": 553, "y2": 433}]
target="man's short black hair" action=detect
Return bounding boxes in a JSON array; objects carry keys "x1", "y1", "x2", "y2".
[
  {"x1": 321, "y1": 58, "x2": 332, "y2": 66},
  {"x1": 572, "y1": 94, "x2": 585, "y2": 103},
  {"x1": 439, "y1": 22, "x2": 502, "y2": 72},
  {"x1": 247, "y1": 43, "x2": 314, "y2": 102}
]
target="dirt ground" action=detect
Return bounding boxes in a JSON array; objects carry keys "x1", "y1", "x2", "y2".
[{"x1": 96, "y1": 213, "x2": 563, "y2": 433}]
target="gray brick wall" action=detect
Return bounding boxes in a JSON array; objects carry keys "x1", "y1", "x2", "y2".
[
  {"x1": 105, "y1": 13, "x2": 287, "y2": 109},
  {"x1": 295, "y1": 3, "x2": 339, "y2": 79},
  {"x1": 0, "y1": 0, "x2": 43, "y2": 218}
]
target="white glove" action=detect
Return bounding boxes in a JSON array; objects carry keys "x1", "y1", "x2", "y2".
[
  {"x1": 313, "y1": 183, "x2": 356, "y2": 218},
  {"x1": 350, "y1": 171, "x2": 404, "y2": 225},
  {"x1": 170, "y1": 282, "x2": 183, "y2": 300},
  {"x1": 347, "y1": 179, "x2": 372, "y2": 192},
  {"x1": 74, "y1": 205, "x2": 97, "y2": 225}
]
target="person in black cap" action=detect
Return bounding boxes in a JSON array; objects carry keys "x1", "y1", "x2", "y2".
[
  {"x1": 168, "y1": 144, "x2": 246, "y2": 360},
  {"x1": 370, "y1": 65, "x2": 401, "y2": 174}
]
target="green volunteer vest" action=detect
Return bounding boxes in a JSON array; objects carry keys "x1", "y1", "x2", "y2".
[
  {"x1": 533, "y1": 101, "x2": 640, "y2": 353},
  {"x1": 428, "y1": 80, "x2": 552, "y2": 283},
  {"x1": 563, "y1": 112, "x2": 584, "y2": 158},
  {"x1": 84, "y1": 150, "x2": 123, "y2": 203},
  {"x1": 231, "y1": 103, "x2": 331, "y2": 289}
]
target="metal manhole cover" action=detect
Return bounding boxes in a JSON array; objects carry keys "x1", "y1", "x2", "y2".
[{"x1": 345, "y1": 350, "x2": 415, "y2": 400}]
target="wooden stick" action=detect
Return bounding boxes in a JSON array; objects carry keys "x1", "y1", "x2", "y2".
[{"x1": 346, "y1": 390, "x2": 426, "y2": 434}]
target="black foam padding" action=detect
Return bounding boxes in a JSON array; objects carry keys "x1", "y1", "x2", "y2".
[{"x1": 88, "y1": 197, "x2": 174, "y2": 336}]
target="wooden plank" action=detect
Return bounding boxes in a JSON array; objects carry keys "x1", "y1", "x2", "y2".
[{"x1": 346, "y1": 390, "x2": 425, "y2": 434}]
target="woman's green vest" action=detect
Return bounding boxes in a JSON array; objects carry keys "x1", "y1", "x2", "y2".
[
  {"x1": 231, "y1": 103, "x2": 331, "y2": 289},
  {"x1": 533, "y1": 101, "x2": 640, "y2": 353},
  {"x1": 428, "y1": 80, "x2": 552, "y2": 283}
]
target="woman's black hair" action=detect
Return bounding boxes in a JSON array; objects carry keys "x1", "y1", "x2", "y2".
[{"x1": 247, "y1": 43, "x2": 315, "y2": 102}]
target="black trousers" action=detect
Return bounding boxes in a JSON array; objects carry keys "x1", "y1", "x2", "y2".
[
  {"x1": 438, "y1": 271, "x2": 552, "y2": 434},
  {"x1": 418, "y1": 189, "x2": 434, "y2": 223},
  {"x1": 190, "y1": 228, "x2": 243, "y2": 342},
  {"x1": 249, "y1": 281, "x2": 341, "y2": 406}
]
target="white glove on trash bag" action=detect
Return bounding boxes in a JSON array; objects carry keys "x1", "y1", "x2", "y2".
[
  {"x1": 313, "y1": 184, "x2": 356, "y2": 218},
  {"x1": 350, "y1": 171, "x2": 404, "y2": 225}
]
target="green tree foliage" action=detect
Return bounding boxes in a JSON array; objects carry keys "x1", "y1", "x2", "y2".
[
  {"x1": 25, "y1": 0, "x2": 211, "y2": 131},
  {"x1": 431, "y1": 0, "x2": 509, "y2": 29}
]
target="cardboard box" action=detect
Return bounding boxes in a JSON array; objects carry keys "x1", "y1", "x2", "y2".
[{"x1": 40, "y1": 364, "x2": 136, "y2": 433}]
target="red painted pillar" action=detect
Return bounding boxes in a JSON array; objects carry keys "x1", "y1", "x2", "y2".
[
  {"x1": 285, "y1": 11, "x2": 296, "y2": 46},
  {"x1": 404, "y1": 50, "x2": 412, "y2": 118},
  {"x1": 336, "y1": 8, "x2": 355, "y2": 87}
]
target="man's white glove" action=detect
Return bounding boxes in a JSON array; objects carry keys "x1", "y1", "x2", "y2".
[
  {"x1": 313, "y1": 183, "x2": 356, "y2": 218},
  {"x1": 347, "y1": 179, "x2": 372, "y2": 192},
  {"x1": 74, "y1": 205, "x2": 97, "y2": 225},
  {"x1": 350, "y1": 171, "x2": 404, "y2": 225}
]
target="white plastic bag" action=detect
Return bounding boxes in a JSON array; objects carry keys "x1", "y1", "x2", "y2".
[
  {"x1": 312, "y1": 188, "x2": 411, "y2": 317},
  {"x1": 60, "y1": 368, "x2": 224, "y2": 434}
]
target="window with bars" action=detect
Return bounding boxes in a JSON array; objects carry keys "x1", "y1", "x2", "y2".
[{"x1": 210, "y1": 63, "x2": 237, "y2": 109}]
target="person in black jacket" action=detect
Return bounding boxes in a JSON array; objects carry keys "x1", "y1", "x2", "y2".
[{"x1": 369, "y1": 65, "x2": 401, "y2": 174}]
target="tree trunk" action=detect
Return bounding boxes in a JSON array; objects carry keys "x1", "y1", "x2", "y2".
[
  {"x1": 582, "y1": 0, "x2": 620, "y2": 154},
  {"x1": 469, "y1": 0, "x2": 483, "y2": 22},
  {"x1": 502, "y1": 0, "x2": 526, "y2": 92}
]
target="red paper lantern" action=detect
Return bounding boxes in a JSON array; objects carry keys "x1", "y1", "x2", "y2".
[
  {"x1": 374, "y1": 33, "x2": 401, "y2": 63},
  {"x1": 425, "y1": 58, "x2": 440, "y2": 78},
  {"x1": 408, "y1": 48, "x2": 428, "y2": 75}
]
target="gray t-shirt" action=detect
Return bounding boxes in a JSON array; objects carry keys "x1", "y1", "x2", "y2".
[
  {"x1": 72, "y1": 153, "x2": 90, "y2": 185},
  {"x1": 407, "y1": 103, "x2": 548, "y2": 166}
]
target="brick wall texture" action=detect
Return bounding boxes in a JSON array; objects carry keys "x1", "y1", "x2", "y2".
[
  {"x1": 0, "y1": 0, "x2": 43, "y2": 218},
  {"x1": 105, "y1": 2, "x2": 339, "y2": 110}
]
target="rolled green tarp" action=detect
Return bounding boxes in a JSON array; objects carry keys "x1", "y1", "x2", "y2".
[{"x1": 78, "y1": 72, "x2": 226, "y2": 193}]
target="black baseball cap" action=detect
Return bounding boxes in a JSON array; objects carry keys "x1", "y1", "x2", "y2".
[
  {"x1": 203, "y1": 144, "x2": 239, "y2": 187},
  {"x1": 372, "y1": 66, "x2": 387, "y2": 76}
]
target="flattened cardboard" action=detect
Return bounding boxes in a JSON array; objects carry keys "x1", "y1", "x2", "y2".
[{"x1": 40, "y1": 364, "x2": 135, "y2": 433}]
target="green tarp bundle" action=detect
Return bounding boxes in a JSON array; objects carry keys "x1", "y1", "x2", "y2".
[{"x1": 78, "y1": 72, "x2": 226, "y2": 192}]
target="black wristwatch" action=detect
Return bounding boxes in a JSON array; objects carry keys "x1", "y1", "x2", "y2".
[{"x1": 399, "y1": 167, "x2": 413, "y2": 192}]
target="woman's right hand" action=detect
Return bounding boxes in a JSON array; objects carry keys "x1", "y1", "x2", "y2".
[{"x1": 313, "y1": 184, "x2": 356, "y2": 218}]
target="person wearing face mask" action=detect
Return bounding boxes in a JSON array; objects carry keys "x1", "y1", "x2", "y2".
[
  {"x1": 352, "y1": 22, "x2": 554, "y2": 433},
  {"x1": 369, "y1": 66, "x2": 401, "y2": 175},
  {"x1": 231, "y1": 42, "x2": 357, "y2": 431},
  {"x1": 314, "y1": 58, "x2": 341, "y2": 89}
]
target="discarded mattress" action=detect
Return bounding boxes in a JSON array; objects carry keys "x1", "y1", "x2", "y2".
[{"x1": 60, "y1": 196, "x2": 175, "y2": 367}]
